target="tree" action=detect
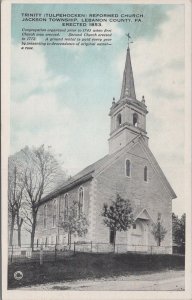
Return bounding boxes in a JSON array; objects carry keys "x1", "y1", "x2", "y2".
[
  {"x1": 8, "y1": 156, "x2": 25, "y2": 246},
  {"x1": 101, "y1": 194, "x2": 133, "y2": 250},
  {"x1": 59, "y1": 200, "x2": 88, "y2": 248},
  {"x1": 15, "y1": 145, "x2": 65, "y2": 250},
  {"x1": 172, "y1": 213, "x2": 185, "y2": 253},
  {"x1": 151, "y1": 214, "x2": 167, "y2": 246}
]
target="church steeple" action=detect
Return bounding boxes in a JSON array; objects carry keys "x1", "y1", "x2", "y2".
[
  {"x1": 120, "y1": 45, "x2": 136, "y2": 100},
  {"x1": 108, "y1": 37, "x2": 149, "y2": 155}
]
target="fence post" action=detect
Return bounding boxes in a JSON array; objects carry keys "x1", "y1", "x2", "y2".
[
  {"x1": 91, "y1": 241, "x2": 92, "y2": 253},
  {"x1": 55, "y1": 244, "x2": 57, "y2": 262},
  {"x1": 74, "y1": 242, "x2": 76, "y2": 254},
  {"x1": 40, "y1": 246, "x2": 43, "y2": 265}
]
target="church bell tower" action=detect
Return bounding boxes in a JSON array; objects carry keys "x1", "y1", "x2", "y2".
[{"x1": 108, "y1": 37, "x2": 148, "y2": 154}]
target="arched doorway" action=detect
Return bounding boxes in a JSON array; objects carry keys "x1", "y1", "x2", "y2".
[{"x1": 127, "y1": 209, "x2": 152, "y2": 252}]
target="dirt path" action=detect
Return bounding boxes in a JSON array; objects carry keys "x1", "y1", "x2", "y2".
[{"x1": 19, "y1": 270, "x2": 185, "y2": 291}]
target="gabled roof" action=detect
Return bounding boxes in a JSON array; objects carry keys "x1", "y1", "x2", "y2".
[
  {"x1": 93, "y1": 134, "x2": 176, "y2": 199},
  {"x1": 39, "y1": 154, "x2": 110, "y2": 205},
  {"x1": 139, "y1": 136, "x2": 177, "y2": 199},
  {"x1": 134, "y1": 207, "x2": 154, "y2": 223},
  {"x1": 39, "y1": 136, "x2": 141, "y2": 206},
  {"x1": 39, "y1": 134, "x2": 176, "y2": 206}
]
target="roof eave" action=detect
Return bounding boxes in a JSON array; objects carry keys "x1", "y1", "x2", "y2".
[{"x1": 38, "y1": 171, "x2": 94, "y2": 207}]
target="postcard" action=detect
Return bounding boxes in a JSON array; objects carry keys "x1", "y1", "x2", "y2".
[{"x1": 1, "y1": 0, "x2": 191, "y2": 299}]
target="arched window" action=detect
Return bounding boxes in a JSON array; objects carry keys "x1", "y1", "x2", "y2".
[
  {"x1": 43, "y1": 204, "x2": 47, "y2": 229},
  {"x1": 64, "y1": 194, "x2": 69, "y2": 219},
  {"x1": 133, "y1": 113, "x2": 138, "y2": 127},
  {"x1": 116, "y1": 113, "x2": 122, "y2": 128},
  {"x1": 125, "y1": 159, "x2": 131, "y2": 177},
  {"x1": 52, "y1": 200, "x2": 57, "y2": 227},
  {"x1": 78, "y1": 187, "x2": 84, "y2": 217},
  {"x1": 144, "y1": 166, "x2": 148, "y2": 182}
]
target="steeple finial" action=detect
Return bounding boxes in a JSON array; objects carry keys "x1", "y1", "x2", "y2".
[
  {"x1": 126, "y1": 33, "x2": 133, "y2": 49},
  {"x1": 120, "y1": 34, "x2": 136, "y2": 100}
]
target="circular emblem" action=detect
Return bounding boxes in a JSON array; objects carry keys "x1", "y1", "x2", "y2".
[{"x1": 14, "y1": 271, "x2": 23, "y2": 280}]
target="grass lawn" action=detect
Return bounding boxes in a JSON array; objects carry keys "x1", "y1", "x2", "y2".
[{"x1": 8, "y1": 252, "x2": 185, "y2": 289}]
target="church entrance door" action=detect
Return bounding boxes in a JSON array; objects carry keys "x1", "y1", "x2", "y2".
[{"x1": 127, "y1": 219, "x2": 148, "y2": 252}]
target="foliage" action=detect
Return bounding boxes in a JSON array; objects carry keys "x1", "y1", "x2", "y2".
[
  {"x1": 172, "y1": 213, "x2": 185, "y2": 252},
  {"x1": 8, "y1": 145, "x2": 66, "y2": 249},
  {"x1": 59, "y1": 200, "x2": 88, "y2": 246},
  {"x1": 8, "y1": 156, "x2": 25, "y2": 246},
  {"x1": 101, "y1": 193, "x2": 133, "y2": 246},
  {"x1": 151, "y1": 215, "x2": 167, "y2": 246}
]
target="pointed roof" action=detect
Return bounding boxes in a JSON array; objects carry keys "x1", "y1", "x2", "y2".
[
  {"x1": 138, "y1": 136, "x2": 177, "y2": 199},
  {"x1": 39, "y1": 134, "x2": 176, "y2": 206},
  {"x1": 94, "y1": 134, "x2": 176, "y2": 200},
  {"x1": 134, "y1": 208, "x2": 154, "y2": 223},
  {"x1": 120, "y1": 46, "x2": 136, "y2": 100},
  {"x1": 39, "y1": 154, "x2": 110, "y2": 205}
]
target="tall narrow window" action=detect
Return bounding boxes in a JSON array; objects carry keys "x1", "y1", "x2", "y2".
[
  {"x1": 133, "y1": 113, "x2": 138, "y2": 127},
  {"x1": 52, "y1": 200, "x2": 57, "y2": 227},
  {"x1": 58, "y1": 197, "x2": 61, "y2": 223},
  {"x1": 78, "y1": 187, "x2": 84, "y2": 217},
  {"x1": 125, "y1": 159, "x2": 131, "y2": 177},
  {"x1": 43, "y1": 204, "x2": 47, "y2": 229},
  {"x1": 144, "y1": 166, "x2": 148, "y2": 182},
  {"x1": 64, "y1": 194, "x2": 69, "y2": 219},
  {"x1": 116, "y1": 113, "x2": 122, "y2": 128}
]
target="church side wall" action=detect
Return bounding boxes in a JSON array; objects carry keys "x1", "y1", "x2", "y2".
[
  {"x1": 35, "y1": 180, "x2": 92, "y2": 246},
  {"x1": 92, "y1": 142, "x2": 173, "y2": 252}
]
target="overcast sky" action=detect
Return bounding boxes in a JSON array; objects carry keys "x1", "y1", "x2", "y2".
[{"x1": 11, "y1": 4, "x2": 185, "y2": 216}]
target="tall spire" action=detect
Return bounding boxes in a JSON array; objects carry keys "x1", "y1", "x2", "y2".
[{"x1": 120, "y1": 34, "x2": 136, "y2": 100}]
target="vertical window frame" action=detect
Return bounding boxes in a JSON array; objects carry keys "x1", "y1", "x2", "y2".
[
  {"x1": 43, "y1": 204, "x2": 47, "y2": 229},
  {"x1": 144, "y1": 166, "x2": 148, "y2": 182},
  {"x1": 78, "y1": 186, "x2": 84, "y2": 217},
  {"x1": 133, "y1": 113, "x2": 139, "y2": 127},
  {"x1": 125, "y1": 159, "x2": 131, "y2": 177},
  {"x1": 52, "y1": 199, "x2": 57, "y2": 228},
  {"x1": 116, "y1": 113, "x2": 122, "y2": 128},
  {"x1": 64, "y1": 193, "x2": 69, "y2": 220}
]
